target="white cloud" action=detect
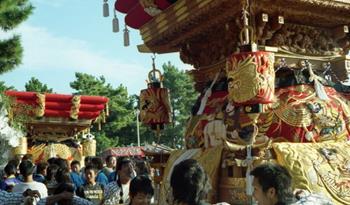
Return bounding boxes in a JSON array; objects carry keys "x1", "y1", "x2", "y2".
[{"x1": 2, "y1": 23, "x2": 150, "y2": 94}]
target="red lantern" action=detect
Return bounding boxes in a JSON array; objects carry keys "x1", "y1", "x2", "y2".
[
  {"x1": 226, "y1": 51, "x2": 275, "y2": 106},
  {"x1": 139, "y1": 56, "x2": 172, "y2": 132}
]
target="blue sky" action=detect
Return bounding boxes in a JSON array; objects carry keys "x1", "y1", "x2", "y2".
[{"x1": 0, "y1": 0, "x2": 189, "y2": 95}]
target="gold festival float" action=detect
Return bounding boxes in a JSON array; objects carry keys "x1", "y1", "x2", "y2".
[
  {"x1": 108, "y1": 0, "x2": 350, "y2": 204},
  {"x1": 5, "y1": 91, "x2": 109, "y2": 163}
]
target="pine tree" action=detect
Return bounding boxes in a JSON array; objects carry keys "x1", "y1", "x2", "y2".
[
  {"x1": 0, "y1": 0, "x2": 33, "y2": 74},
  {"x1": 25, "y1": 77, "x2": 53, "y2": 93}
]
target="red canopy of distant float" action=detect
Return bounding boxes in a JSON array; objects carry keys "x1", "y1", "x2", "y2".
[
  {"x1": 5, "y1": 91, "x2": 109, "y2": 120},
  {"x1": 114, "y1": 0, "x2": 175, "y2": 29}
]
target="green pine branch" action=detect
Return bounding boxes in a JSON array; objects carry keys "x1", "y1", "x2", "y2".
[
  {"x1": 0, "y1": 35, "x2": 23, "y2": 74},
  {"x1": 0, "y1": 0, "x2": 33, "y2": 31}
]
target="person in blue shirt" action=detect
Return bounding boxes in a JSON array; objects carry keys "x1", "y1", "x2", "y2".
[
  {"x1": 33, "y1": 162, "x2": 48, "y2": 184},
  {"x1": 91, "y1": 157, "x2": 108, "y2": 186},
  {"x1": 70, "y1": 160, "x2": 84, "y2": 190}
]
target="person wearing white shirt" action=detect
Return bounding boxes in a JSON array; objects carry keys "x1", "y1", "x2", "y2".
[{"x1": 12, "y1": 160, "x2": 48, "y2": 199}]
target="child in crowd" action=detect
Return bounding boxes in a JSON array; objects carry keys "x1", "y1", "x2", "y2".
[
  {"x1": 77, "y1": 165, "x2": 104, "y2": 205},
  {"x1": 129, "y1": 175, "x2": 154, "y2": 205},
  {"x1": 0, "y1": 163, "x2": 21, "y2": 192}
]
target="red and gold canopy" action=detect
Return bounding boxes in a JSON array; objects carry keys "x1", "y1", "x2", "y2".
[
  {"x1": 5, "y1": 91, "x2": 109, "y2": 140},
  {"x1": 5, "y1": 91, "x2": 108, "y2": 120},
  {"x1": 114, "y1": 0, "x2": 175, "y2": 29}
]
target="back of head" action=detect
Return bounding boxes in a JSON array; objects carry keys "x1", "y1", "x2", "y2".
[
  {"x1": 84, "y1": 156, "x2": 93, "y2": 165},
  {"x1": 47, "y1": 164, "x2": 59, "y2": 181},
  {"x1": 55, "y1": 168, "x2": 72, "y2": 184},
  {"x1": 54, "y1": 182, "x2": 75, "y2": 194},
  {"x1": 54, "y1": 182, "x2": 75, "y2": 205},
  {"x1": 116, "y1": 157, "x2": 132, "y2": 171},
  {"x1": 54, "y1": 158, "x2": 69, "y2": 170},
  {"x1": 135, "y1": 160, "x2": 151, "y2": 176},
  {"x1": 130, "y1": 175, "x2": 154, "y2": 197},
  {"x1": 91, "y1": 157, "x2": 104, "y2": 170},
  {"x1": 19, "y1": 160, "x2": 35, "y2": 177},
  {"x1": 47, "y1": 157, "x2": 57, "y2": 165},
  {"x1": 4, "y1": 163, "x2": 17, "y2": 176},
  {"x1": 170, "y1": 159, "x2": 210, "y2": 205},
  {"x1": 250, "y1": 163, "x2": 293, "y2": 202},
  {"x1": 8, "y1": 158, "x2": 20, "y2": 168}
]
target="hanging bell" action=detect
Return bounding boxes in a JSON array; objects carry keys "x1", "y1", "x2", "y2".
[
  {"x1": 123, "y1": 25, "x2": 130, "y2": 47},
  {"x1": 112, "y1": 10, "x2": 119, "y2": 33},
  {"x1": 103, "y1": 0, "x2": 109, "y2": 17},
  {"x1": 139, "y1": 55, "x2": 172, "y2": 132}
]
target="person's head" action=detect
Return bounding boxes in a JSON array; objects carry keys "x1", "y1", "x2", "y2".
[
  {"x1": 106, "y1": 155, "x2": 117, "y2": 168},
  {"x1": 170, "y1": 159, "x2": 210, "y2": 205},
  {"x1": 36, "y1": 162, "x2": 49, "y2": 176},
  {"x1": 19, "y1": 160, "x2": 35, "y2": 178},
  {"x1": 84, "y1": 156, "x2": 93, "y2": 166},
  {"x1": 129, "y1": 175, "x2": 154, "y2": 205},
  {"x1": 84, "y1": 165, "x2": 97, "y2": 184},
  {"x1": 54, "y1": 158, "x2": 69, "y2": 170},
  {"x1": 70, "y1": 160, "x2": 80, "y2": 173},
  {"x1": 8, "y1": 158, "x2": 20, "y2": 169},
  {"x1": 22, "y1": 154, "x2": 33, "y2": 162},
  {"x1": 135, "y1": 160, "x2": 151, "y2": 176},
  {"x1": 4, "y1": 163, "x2": 17, "y2": 177},
  {"x1": 47, "y1": 157, "x2": 56, "y2": 165},
  {"x1": 250, "y1": 163, "x2": 293, "y2": 205},
  {"x1": 47, "y1": 164, "x2": 59, "y2": 182},
  {"x1": 54, "y1": 182, "x2": 75, "y2": 205},
  {"x1": 116, "y1": 157, "x2": 134, "y2": 179},
  {"x1": 55, "y1": 168, "x2": 72, "y2": 184},
  {"x1": 91, "y1": 157, "x2": 104, "y2": 170}
]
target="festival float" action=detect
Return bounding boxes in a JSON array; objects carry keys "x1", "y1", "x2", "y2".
[
  {"x1": 108, "y1": 0, "x2": 350, "y2": 204},
  {"x1": 4, "y1": 91, "x2": 109, "y2": 164}
]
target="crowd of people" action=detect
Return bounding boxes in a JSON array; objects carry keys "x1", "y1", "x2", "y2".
[{"x1": 0, "y1": 153, "x2": 333, "y2": 205}]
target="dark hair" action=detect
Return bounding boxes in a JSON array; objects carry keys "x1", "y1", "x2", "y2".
[
  {"x1": 54, "y1": 182, "x2": 75, "y2": 205},
  {"x1": 250, "y1": 163, "x2": 293, "y2": 203},
  {"x1": 91, "y1": 157, "x2": 104, "y2": 170},
  {"x1": 19, "y1": 160, "x2": 35, "y2": 177},
  {"x1": 53, "y1": 158, "x2": 69, "y2": 170},
  {"x1": 47, "y1": 157, "x2": 56, "y2": 165},
  {"x1": 170, "y1": 159, "x2": 210, "y2": 205},
  {"x1": 54, "y1": 182, "x2": 75, "y2": 194},
  {"x1": 105, "y1": 155, "x2": 116, "y2": 163},
  {"x1": 70, "y1": 160, "x2": 80, "y2": 167},
  {"x1": 8, "y1": 159, "x2": 20, "y2": 168},
  {"x1": 135, "y1": 160, "x2": 150, "y2": 176},
  {"x1": 116, "y1": 157, "x2": 132, "y2": 171},
  {"x1": 84, "y1": 156, "x2": 93, "y2": 164},
  {"x1": 36, "y1": 162, "x2": 48, "y2": 174},
  {"x1": 55, "y1": 168, "x2": 72, "y2": 184},
  {"x1": 84, "y1": 164, "x2": 97, "y2": 173},
  {"x1": 46, "y1": 164, "x2": 59, "y2": 181},
  {"x1": 130, "y1": 175, "x2": 154, "y2": 197},
  {"x1": 4, "y1": 163, "x2": 17, "y2": 176}
]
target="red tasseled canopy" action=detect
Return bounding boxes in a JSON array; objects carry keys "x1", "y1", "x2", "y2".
[
  {"x1": 115, "y1": 0, "x2": 173, "y2": 29},
  {"x1": 5, "y1": 91, "x2": 109, "y2": 120}
]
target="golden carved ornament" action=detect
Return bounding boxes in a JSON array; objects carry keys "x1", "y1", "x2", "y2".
[
  {"x1": 70, "y1": 95, "x2": 81, "y2": 120},
  {"x1": 35, "y1": 93, "x2": 45, "y2": 118},
  {"x1": 226, "y1": 51, "x2": 275, "y2": 104}
]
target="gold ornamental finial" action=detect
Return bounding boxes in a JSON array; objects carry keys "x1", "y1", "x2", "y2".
[{"x1": 239, "y1": 0, "x2": 255, "y2": 46}]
